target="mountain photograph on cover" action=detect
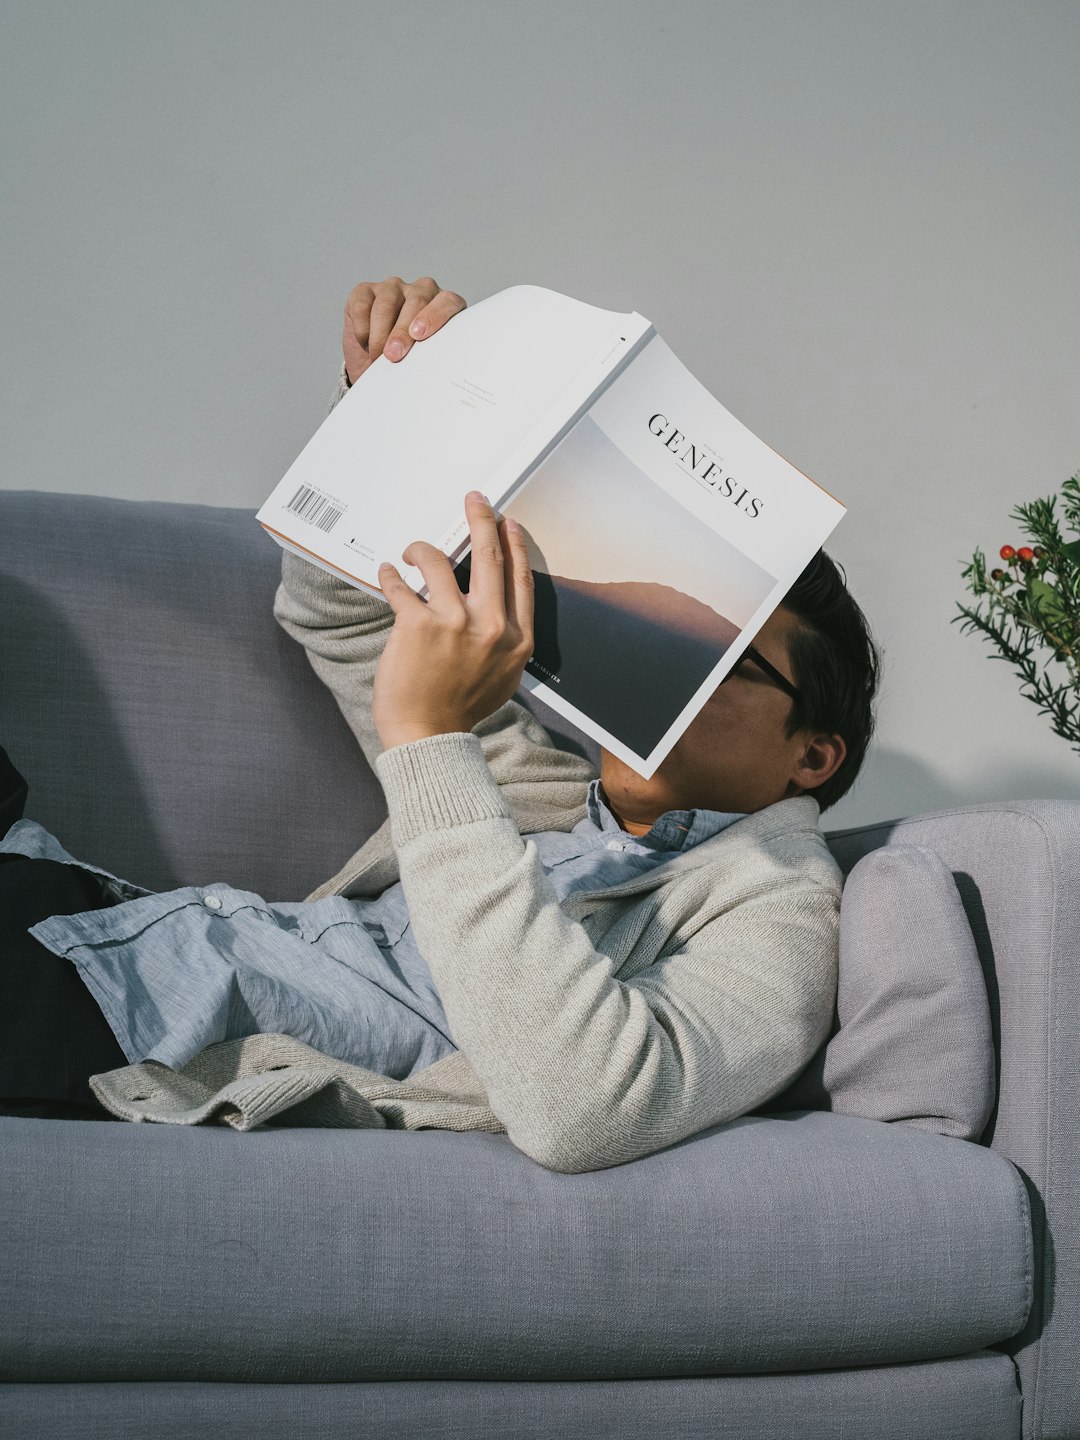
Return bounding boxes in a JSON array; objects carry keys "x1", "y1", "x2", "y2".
[{"x1": 456, "y1": 412, "x2": 778, "y2": 759}]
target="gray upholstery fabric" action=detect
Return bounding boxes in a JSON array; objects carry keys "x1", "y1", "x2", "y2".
[
  {"x1": 827, "y1": 802, "x2": 1080, "y2": 1440},
  {"x1": 0, "y1": 491, "x2": 374, "y2": 898},
  {"x1": 0, "y1": 1353, "x2": 1022, "y2": 1440},
  {"x1": 7, "y1": 491, "x2": 1079, "y2": 1437},
  {"x1": 0, "y1": 491, "x2": 595, "y2": 898},
  {"x1": 0, "y1": 1109, "x2": 1030, "y2": 1384},
  {"x1": 763, "y1": 844, "x2": 995, "y2": 1140}
]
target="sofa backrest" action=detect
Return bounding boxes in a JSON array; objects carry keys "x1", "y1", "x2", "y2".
[
  {"x1": 11, "y1": 491, "x2": 1080, "y2": 1407},
  {"x1": 8, "y1": 492, "x2": 1080, "y2": 1346},
  {"x1": 4, "y1": 493, "x2": 1076, "y2": 1161},
  {"x1": 0, "y1": 491, "x2": 600, "y2": 899}
]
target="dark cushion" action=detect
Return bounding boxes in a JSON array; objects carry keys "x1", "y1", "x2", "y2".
[
  {"x1": 0, "y1": 1109, "x2": 1031, "y2": 1383},
  {"x1": 761, "y1": 845, "x2": 996, "y2": 1141},
  {"x1": 0, "y1": 744, "x2": 28, "y2": 838}
]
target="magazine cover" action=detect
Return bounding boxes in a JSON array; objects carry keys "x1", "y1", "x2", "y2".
[
  {"x1": 455, "y1": 334, "x2": 845, "y2": 779},
  {"x1": 256, "y1": 286, "x2": 650, "y2": 599}
]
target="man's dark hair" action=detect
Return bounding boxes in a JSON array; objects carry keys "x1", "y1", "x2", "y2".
[{"x1": 780, "y1": 551, "x2": 881, "y2": 812}]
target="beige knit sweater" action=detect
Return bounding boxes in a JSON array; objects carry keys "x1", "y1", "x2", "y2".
[{"x1": 90, "y1": 361, "x2": 843, "y2": 1172}]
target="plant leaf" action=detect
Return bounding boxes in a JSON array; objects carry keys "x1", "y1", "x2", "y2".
[{"x1": 1029, "y1": 575, "x2": 1069, "y2": 627}]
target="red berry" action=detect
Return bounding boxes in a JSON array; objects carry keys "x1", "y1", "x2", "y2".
[
  {"x1": 990, "y1": 568, "x2": 1005, "y2": 581},
  {"x1": 999, "y1": 545, "x2": 1016, "y2": 560},
  {"x1": 1017, "y1": 547, "x2": 1035, "y2": 562}
]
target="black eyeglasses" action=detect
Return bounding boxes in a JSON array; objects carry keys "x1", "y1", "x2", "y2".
[{"x1": 724, "y1": 643, "x2": 802, "y2": 702}]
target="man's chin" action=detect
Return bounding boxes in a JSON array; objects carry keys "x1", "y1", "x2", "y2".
[{"x1": 599, "y1": 755, "x2": 669, "y2": 821}]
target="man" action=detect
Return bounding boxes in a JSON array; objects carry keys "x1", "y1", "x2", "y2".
[
  {"x1": 264, "y1": 275, "x2": 880, "y2": 1170},
  {"x1": 0, "y1": 276, "x2": 879, "y2": 1173}
]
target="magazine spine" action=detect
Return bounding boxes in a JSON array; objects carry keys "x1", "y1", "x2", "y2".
[{"x1": 427, "y1": 316, "x2": 657, "y2": 587}]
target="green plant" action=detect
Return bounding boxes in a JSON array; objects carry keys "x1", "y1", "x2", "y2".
[{"x1": 955, "y1": 471, "x2": 1080, "y2": 753}]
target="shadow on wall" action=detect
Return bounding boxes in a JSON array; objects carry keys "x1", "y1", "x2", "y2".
[{"x1": 832, "y1": 745, "x2": 1080, "y2": 828}]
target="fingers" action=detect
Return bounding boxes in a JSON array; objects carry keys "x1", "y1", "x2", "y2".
[
  {"x1": 502, "y1": 515, "x2": 535, "y2": 652},
  {"x1": 386, "y1": 498, "x2": 533, "y2": 669},
  {"x1": 398, "y1": 539, "x2": 463, "y2": 610},
  {"x1": 385, "y1": 495, "x2": 529, "y2": 630},
  {"x1": 376, "y1": 558, "x2": 420, "y2": 610},
  {"x1": 381, "y1": 281, "x2": 467, "y2": 362},
  {"x1": 342, "y1": 285, "x2": 375, "y2": 385},
  {"x1": 390, "y1": 494, "x2": 507, "y2": 618},
  {"x1": 378, "y1": 548, "x2": 457, "y2": 613},
  {"x1": 343, "y1": 277, "x2": 467, "y2": 382},
  {"x1": 366, "y1": 277, "x2": 419, "y2": 363},
  {"x1": 460, "y1": 491, "x2": 508, "y2": 617},
  {"x1": 392, "y1": 286, "x2": 467, "y2": 359}
]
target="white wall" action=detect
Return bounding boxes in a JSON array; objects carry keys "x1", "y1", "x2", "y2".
[{"x1": 4, "y1": 0, "x2": 1079, "y2": 826}]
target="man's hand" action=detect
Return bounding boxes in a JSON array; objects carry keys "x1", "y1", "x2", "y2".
[
  {"x1": 372, "y1": 492, "x2": 535, "y2": 751},
  {"x1": 343, "y1": 276, "x2": 468, "y2": 385}
]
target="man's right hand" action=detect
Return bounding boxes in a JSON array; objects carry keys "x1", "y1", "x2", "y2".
[{"x1": 342, "y1": 276, "x2": 468, "y2": 385}]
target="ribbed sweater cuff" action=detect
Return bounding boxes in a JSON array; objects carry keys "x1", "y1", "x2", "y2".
[{"x1": 374, "y1": 731, "x2": 513, "y2": 849}]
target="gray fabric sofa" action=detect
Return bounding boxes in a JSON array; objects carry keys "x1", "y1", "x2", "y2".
[{"x1": 0, "y1": 490, "x2": 1076, "y2": 1440}]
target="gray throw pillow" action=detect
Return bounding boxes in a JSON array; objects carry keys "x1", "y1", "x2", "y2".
[{"x1": 763, "y1": 844, "x2": 996, "y2": 1141}]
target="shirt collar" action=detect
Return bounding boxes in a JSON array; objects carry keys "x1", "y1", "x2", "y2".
[{"x1": 587, "y1": 778, "x2": 745, "y2": 854}]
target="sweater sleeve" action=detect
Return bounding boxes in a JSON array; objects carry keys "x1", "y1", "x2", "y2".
[
  {"x1": 332, "y1": 357, "x2": 351, "y2": 405},
  {"x1": 375, "y1": 731, "x2": 841, "y2": 1174}
]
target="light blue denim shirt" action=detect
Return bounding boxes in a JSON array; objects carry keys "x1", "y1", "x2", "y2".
[{"x1": 4, "y1": 780, "x2": 743, "y2": 1081}]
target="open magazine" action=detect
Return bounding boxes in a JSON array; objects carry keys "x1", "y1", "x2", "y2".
[{"x1": 257, "y1": 284, "x2": 846, "y2": 780}]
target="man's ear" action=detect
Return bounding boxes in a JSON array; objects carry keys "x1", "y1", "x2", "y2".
[{"x1": 791, "y1": 733, "x2": 846, "y2": 794}]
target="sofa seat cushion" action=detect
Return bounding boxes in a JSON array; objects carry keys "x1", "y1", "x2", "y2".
[{"x1": 0, "y1": 1110, "x2": 1031, "y2": 1384}]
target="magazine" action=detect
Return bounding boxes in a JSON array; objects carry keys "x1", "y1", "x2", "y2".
[{"x1": 257, "y1": 283, "x2": 846, "y2": 779}]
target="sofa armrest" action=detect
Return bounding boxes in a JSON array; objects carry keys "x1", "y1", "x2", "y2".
[{"x1": 827, "y1": 799, "x2": 1080, "y2": 1440}]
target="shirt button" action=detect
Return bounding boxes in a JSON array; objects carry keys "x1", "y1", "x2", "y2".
[{"x1": 204, "y1": 896, "x2": 223, "y2": 910}]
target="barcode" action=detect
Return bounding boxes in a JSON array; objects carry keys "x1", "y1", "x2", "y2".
[{"x1": 286, "y1": 484, "x2": 343, "y2": 532}]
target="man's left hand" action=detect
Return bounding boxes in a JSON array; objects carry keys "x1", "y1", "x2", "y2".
[{"x1": 373, "y1": 491, "x2": 536, "y2": 751}]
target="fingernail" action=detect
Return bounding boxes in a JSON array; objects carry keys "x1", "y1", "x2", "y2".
[
  {"x1": 409, "y1": 319, "x2": 426, "y2": 338},
  {"x1": 385, "y1": 339, "x2": 405, "y2": 361},
  {"x1": 467, "y1": 490, "x2": 489, "y2": 504}
]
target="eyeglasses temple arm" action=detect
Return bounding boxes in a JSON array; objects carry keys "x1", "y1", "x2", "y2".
[{"x1": 744, "y1": 644, "x2": 801, "y2": 702}]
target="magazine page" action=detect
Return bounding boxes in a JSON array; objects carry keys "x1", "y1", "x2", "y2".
[
  {"x1": 469, "y1": 333, "x2": 846, "y2": 779},
  {"x1": 256, "y1": 284, "x2": 645, "y2": 597}
]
